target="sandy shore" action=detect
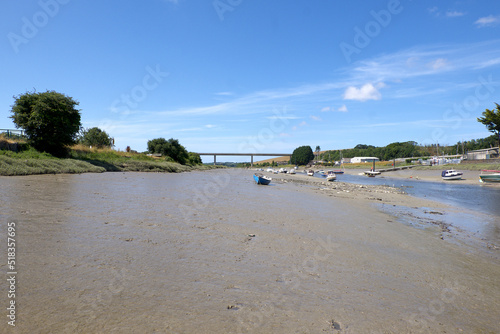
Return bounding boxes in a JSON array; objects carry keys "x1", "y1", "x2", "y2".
[
  {"x1": 1, "y1": 170, "x2": 499, "y2": 333},
  {"x1": 340, "y1": 167, "x2": 500, "y2": 186}
]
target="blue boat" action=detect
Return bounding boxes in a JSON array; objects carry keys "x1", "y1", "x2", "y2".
[{"x1": 254, "y1": 173, "x2": 272, "y2": 185}]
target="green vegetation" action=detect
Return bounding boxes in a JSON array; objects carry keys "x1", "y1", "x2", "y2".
[
  {"x1": 147, "y1": 137, "x2": 190, "y2": 164},
  {"x1": 79, "y1": 127, "x2": 113, "y2": 148},
  {"x1": 291, "y1": 146, "x2": 314, "y2": 165},
  {"x1": 0, "y1": 144, "x2": 221, "y2": 176},
  {"x1": 477, "y1": 103, "x2": 500, "y2": 146},
  {"x1": 319, "y1": 136, "x2": 499, "y2": 163},
  {"x1": 10, "y1": 90, "x2": 81, "y2": 157}
]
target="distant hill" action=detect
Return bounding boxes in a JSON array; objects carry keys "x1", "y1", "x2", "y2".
[{"x1": 255, "y1": 155, "x2": 291, "y2": 164}]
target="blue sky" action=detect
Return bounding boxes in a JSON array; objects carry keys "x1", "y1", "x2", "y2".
[{"x1": 2, "y1": 0, "x2": 500, "y2": 162}]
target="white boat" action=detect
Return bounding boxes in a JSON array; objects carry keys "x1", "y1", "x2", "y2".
[
  {"x1": 364, "y1": 170, "x2": 381, "y2": 177},
  {"x1": 266, "y1": 168, "x2": 274, "y2": 173},
  {"x1": 326, "y1": 171, "x2": 336, "y2": 181},
  {"x1": 307, "y1": 169, "x2": 314, "y2": 176},
  {"x1": 279, "y1": 168, "x2": 287, "y2": 173},
  {"x1": 441, "y1": 169, "x2": 463, "y2": 181},
  {"x1": 289, "y1": 169, "x2": 296, "y2": 174}
]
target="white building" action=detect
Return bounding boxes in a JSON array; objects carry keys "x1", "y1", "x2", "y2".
[{"x1": 351, "y1": 157, "x2": 379, "y2": 163}]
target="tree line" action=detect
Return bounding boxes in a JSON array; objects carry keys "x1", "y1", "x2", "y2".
[
  {"x1": 7, "y1": 90, "x2": 202, "y2": 165},
  {"x1": 6, "y1": 90, "x2": 500, "y2": 166}
]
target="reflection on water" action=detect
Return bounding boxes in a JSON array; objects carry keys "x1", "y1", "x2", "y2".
[{"x1": 328, "y1": 172, "x2": 500, "y2": 244}]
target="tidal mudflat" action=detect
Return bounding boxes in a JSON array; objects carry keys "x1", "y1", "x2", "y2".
[{"x1": 1, "y1": 170, "x2": 499, "y2": 333}]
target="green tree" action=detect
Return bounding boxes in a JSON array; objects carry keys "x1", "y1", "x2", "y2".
[
  {"x1": 10, "y1": 90, "x2": 81, "y2": 156},
  {"x1": 477, "y1": 103, "x2": 500, "y2": 146},
  {"x1": 188, "y1": 152, "x2": 202, "y2": 165},
  {"x1": 291, "y1": 145, "x2": 314, "y2": 165},
  {"x1": 79, "y1": 127, "x2": 113, "y2": 148},
  {"x1": 147, "y1": 137, "x2": 189, "y2": 164}
]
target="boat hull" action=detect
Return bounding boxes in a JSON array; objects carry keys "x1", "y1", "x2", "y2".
[
  {"x1": 441, "y1": 170, "x2": 463, "y2": 180},
  {"x1": 479, "y1": 174, "x2": 500, "y2": 183},
  {"x1": 253, "y1": 174, "x2": 271, "y2": 185}
]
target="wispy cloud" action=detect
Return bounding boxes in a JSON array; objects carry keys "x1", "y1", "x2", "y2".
[
  {"x1": 337, "y1": 104, "x2": 348, "y2": 112},
  {"x1": 310, "y1": 115, "x2": 322, "y2": 121},
  {"x1": 446, "y1": 11, "x2": 465, "y2": 18},
  {"x1": 475, "y1": 15, "x2": 500, "y2": 27},
  {"x1": 215, "y1": 91, "x2": 234, "y2": 96},
  {"x1": 428, "y1": 58, "x2": 448, "y2": 70}
]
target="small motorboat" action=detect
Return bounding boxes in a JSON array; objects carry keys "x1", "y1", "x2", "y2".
[
  {"x1": 307, "y1": 170, "x2": 314, "y2": 176},
  {"x1": 479, "y1": 170, "x2": 500, "y2": 183},
  {"x1": 326, "y1": 171, "x2": 336, "y2": 181},
  {"x1": 441, "y1": 169, "x2": 463, "y2": 181},
  {"x1": 289, "y1": 169, "x2": 296, "y2": 174},
  {"x1": 254, "y1": 173, "x2": 272, "y2": 185},
  {"x1": 364, "y1": 170, "x2": 381, "y2": 177}
]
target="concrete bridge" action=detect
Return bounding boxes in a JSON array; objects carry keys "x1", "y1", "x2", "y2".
[{"x1": 196, "y1": 153, "x2": 292, "y2": 167}]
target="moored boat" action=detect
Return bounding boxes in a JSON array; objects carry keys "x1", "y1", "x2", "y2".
[
  {"x1": 307, "y1": 169, "x2": 314, "y2": 176},
  {"x1": 289, "y1": 169, "x2": 296, "y2": 174},
  {"x1": 254, "y1": 173, "x2": 272, "y2": 185},
  {"x1": 364, "y1": 170, "x2": 381, "y2": 177},
  {"x1": 326, "y1": 171, "x2": 336, "y2": 181},
  {"x1": 441, "y1": 169, "x2": 463, "y2": 180},
  {"x1": 479, "y1": 170, "x2": 500, "y2": 183}
]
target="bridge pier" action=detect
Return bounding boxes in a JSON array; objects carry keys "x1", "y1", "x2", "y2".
[
  {"x1": 214, "y1": 154, "x2": 216, "y2": 166},
  {"x1": 251, "y1": 155, "x2": 253, "y2": 167}
]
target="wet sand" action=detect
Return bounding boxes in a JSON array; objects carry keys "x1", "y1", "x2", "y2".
[
  {"x1": 1, "y1": 170, "x2": 499, "y2": 333},
  {"x1": 343, "y1": 167, "x2": 500, "y2": 186}
]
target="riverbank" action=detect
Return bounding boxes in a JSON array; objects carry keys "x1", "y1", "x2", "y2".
[
  {"x1": 298, "y1": 166, "x2": 500, "y2": 186},
  {"x1": 1, "y1": 170, "x2": 498, "y2": 333},
  {"x1": 0, "y1": 147, "x2": 221, "y2": 176}
]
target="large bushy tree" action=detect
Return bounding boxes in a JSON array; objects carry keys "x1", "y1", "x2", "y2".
[
  {"x1": 79, "y1": 127, "x2": 113, "y2": 148},
  {"x1": 477, "y1": 103, "x2": 500, "y2": 146},
  {"x1": 291, "y1": 145, "x2": 314, "y2": 165},
  {"x1": 10, "y1": 90, "x2": 81, "y2": 156},
  {"x1": 147, "y1": 137, "x2": 189, "y2": 164}
]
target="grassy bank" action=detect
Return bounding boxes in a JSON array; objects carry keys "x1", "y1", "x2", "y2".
[{"x1": 0, "y1": 144, "x2": 222, "y2": 176}]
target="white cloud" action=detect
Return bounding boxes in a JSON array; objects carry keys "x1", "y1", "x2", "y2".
[
  {"x1": 321, "y1": 106, "x2": 331, "y2": 112},
  {"x1": 310, "y1": 115, "x2": 322, "y2": 121},
  {"x1": 475, "y1": 15, "x2": 500, "y2": 27},
  {"x1": 343, "y1": 83, "x2": 384, "y2": 101},
  {"x1": 337, "y1": 104, "x2": 348, "y2": 112},
  {"x1": 205, "y1": 124, "x2": 216, "y2": 128}
]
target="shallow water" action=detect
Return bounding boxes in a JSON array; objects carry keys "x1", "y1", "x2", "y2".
[{"x1": 313, "y1": 172, "x2": 500, "y2": 244}]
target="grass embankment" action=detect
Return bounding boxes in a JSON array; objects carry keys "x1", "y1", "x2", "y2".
[{"x1": 0, "y1": 143, "x2": 221, "y2": 176}]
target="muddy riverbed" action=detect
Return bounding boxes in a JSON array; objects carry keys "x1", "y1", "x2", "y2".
[{"x1": 1, "y1": 170, "x2": 499, "y2": 333}]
